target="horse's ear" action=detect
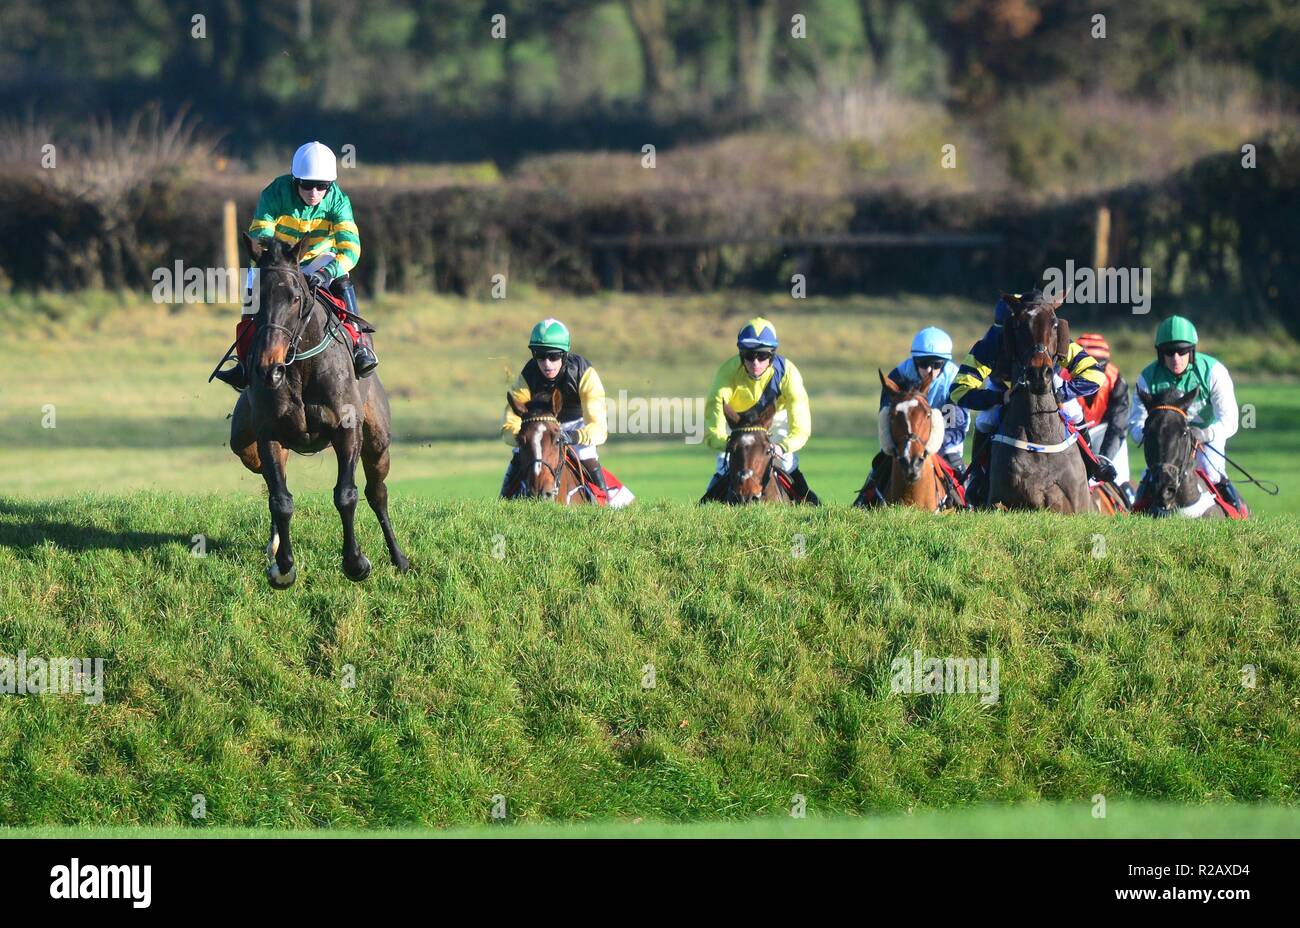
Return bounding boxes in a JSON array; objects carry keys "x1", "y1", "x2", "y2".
[
  {"x1": 879, "y1": 368, "x2": 903, "y2": 398},
  {"x1": 723, "y1": 403, "x2": 740, "y2": 428},
  {"x1": 1176, "y1": 388, "x2": 1198, "y2": 411},
  {"x1": 1047, "y1": 289, "x2": 1068, "y2": 313},
  {"x1": 245, "y1": 233, "x2": 265, "y2": 260},
  {"x1": 1137, "y1": 386, "x2": 1153, "y2": 409},
  {"x1": 756, "y1": 400, "x2": 777, "y2": 429},
  {"x1": 550, "y1": 387, "x2": 564, "y2": 417},
  {"x1": 289, "y1": 234, "x2": 312, "y2": 267},
  {"x1": 918, "y1": 365, "x2": 938, "y2": 393},
  {"x1": 507, "y1": 391, "x2": 529, "y2": 419},
  {"x1": 1055, "y1": 316, "x2": 1072, "y2": 360}
]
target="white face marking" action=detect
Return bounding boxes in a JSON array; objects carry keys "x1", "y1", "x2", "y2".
[{"x1": 530, "y1": 429, "x2": 543, "y2": 471}]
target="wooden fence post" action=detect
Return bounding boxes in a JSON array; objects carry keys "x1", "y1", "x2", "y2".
[
  {"x1": 1094, "y1": 205, "x2": 1111, "y2": 271},
  {"x1": 222, "y1": 199, "x2": 239, "y2": 305}
]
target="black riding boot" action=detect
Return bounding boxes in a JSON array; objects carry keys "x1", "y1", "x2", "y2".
[
  {"x1": 700, "y1": 471, "x2": 728, "y2": 504},
  {"x1": 500, "y1": 455, "x2": 520, "y2": 498},
  {"x1": 213, "y1": 361, "x2": 247, "y2": 391},
  {"x1": 338, "y1": 277, "x2": 378, "y2": 378},
  {"x1": 966, "y1": 430, "x2": 992, "y2": 507},
  {"x1": 785, "y1": 467, "x2": 820, "y2": 505},
  {"x1": 1216, "y1": 477, "x2": 1245, "y2": 514},
  {"x1": 853, "y1": 451, "x2": 890, "y2": 507},
  {"x1": 581, "y1": 458, "x2": 610, "y2": 500}
]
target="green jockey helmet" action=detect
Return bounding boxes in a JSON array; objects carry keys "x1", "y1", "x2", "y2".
[
  {"x1": 528, "y1": 318, "x2": 571, "y2": 352},
  {"x1": 1155, "y1": 316, "x2": 1199, "y2": 349}
]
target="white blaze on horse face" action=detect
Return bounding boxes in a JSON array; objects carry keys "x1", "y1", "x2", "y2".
[
  {"x1": 894, "y1": 402, "x2": 920, "y2": 461},
  {"x1": 530, "y1": 429, "x2": 544, "y2": 476}
]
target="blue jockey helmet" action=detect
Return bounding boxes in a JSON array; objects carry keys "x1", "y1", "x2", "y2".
[
  {"x1": 910, "y1": 326, "x2": 953, "y2": 361},
  {"x1": 737, "y1": 317, "x2": 779, "y2": 350},
  {"x1": 994, "y1": 294, "x2": 1021, "y2": 326}
]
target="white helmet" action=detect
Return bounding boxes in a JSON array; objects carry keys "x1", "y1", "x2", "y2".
[{"x1": 291, "y1": 141, "x2": 337, "y2": 182}]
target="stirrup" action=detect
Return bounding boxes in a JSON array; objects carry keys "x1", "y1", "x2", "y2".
[{"x1": 353, "y1": 346, "x2": 378, "y2": 378}]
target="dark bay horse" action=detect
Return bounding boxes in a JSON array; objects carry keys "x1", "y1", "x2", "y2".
[
  {"x1": 1135, "y1": 386, "x2": 1228, "y2": 519},
  {"x1": 988, "y1": 290, "x2": 1092, "y2": 513},
  {"x1": 878, "y1": 369, "x2": 961, "y2": 511},
  {"x1": 230, "y1": 235, "x2": 409, "y2": 587},
  {"x1": 504, "y1": 389, "x2": 595, "y2": 505},
  {"x1": 705, "y1": 401, "x2": 791, "y2": 504}
]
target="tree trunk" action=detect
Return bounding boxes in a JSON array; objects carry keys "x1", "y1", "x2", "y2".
[
  {"x1": 624, "y1": 0, "x2": 678, "y2": 100},
  {"x1": 732, "y1": 0, "x2": 776, "y2": 110}
]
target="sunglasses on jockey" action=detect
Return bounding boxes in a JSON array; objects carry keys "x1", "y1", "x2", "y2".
[
  {"x1": 914, "y1": 355, "x2": 946, "y2": 371},
  {"x1": 531, "y1": 348, "x2": 567, "y2": 363},
  {"x1": 297, "y1": 178, "x2": 334, "y2": 192},
  {"x1": 1160, "y1": 345, "x2": 1193, "y2": 359},
  {"x1": 740, "y1": 350, "x2": 774, "y2": 363}
]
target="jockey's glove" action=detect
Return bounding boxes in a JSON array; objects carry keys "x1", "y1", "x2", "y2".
[
  {"x1": 772, "y1": 444, "x2": 795, "y2": 473},
  {"x1": 1098, "y1": 461, "x2": 1118, "y2": 483},
  {"x1": 307, "y1": 269, "x2": 332, "y2": 291},
  {"x1": 1189, "y1": 426, "x2": 1209, "y2": 444}
]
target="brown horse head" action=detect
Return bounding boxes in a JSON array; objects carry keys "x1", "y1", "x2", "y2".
[
  {"x1": 508, "y1": 387, "x2": 567, "y2": 500},
  {"x1": 1137, "y1": 385, "x2": 1200, "y2": 513},
  {"x1": 999, "y1": 289, "x2": 1070, "y2": 395},
  {"x1": 722, "y1": 400, "x2": 779, "y2": 503},
  {"x1": 245, "y1": 232, "x2": 314, "y2": 390},
  {"x1": 879, "y1": 368, "x2": 939, "y2": 483}
]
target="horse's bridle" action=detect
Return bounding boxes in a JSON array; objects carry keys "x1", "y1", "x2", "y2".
[
  {"x1": 1004, "y1": 313, "x2": 1060, "y2": 404},
  {"x1": 515, "y1": 414, "x2": 569, "y2": 499},
  {"x1": 1146, "y1": 404, "x2": 1197, "y2": 502},
  {"x1": 255, "y1": 266, "x2": 342, "y2": 366},
  {"x1": 725, "y1": 425, "x2": 780, "y2": 502},
  {"x1": 891, "y1": 398, "x2": 933, "y2": 464}
]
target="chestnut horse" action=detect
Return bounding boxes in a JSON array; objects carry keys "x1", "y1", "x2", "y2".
[
  {"x1": 504, "y1": 389, "x2": 595, "y2": 505},
  {"x1": 877, "y1": 369, "x2": 962, "y2": 511}
]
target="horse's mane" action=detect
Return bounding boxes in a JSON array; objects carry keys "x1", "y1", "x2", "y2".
[
  {"x1": 1151, "y1": 385, "x2": 1191, "y2": 406},
  {"x1": 733, "y1": 404, "x2": 770, "y2": 429},
  {"x1": 524, "y1": 389, "x2": 559, "y2": 418},
  {"x1": 892, "y1": 378, "x2": 930, "y2": 404}
]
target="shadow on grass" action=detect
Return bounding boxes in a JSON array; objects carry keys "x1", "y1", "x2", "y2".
[{"x1": 0, "y1": 498, "x2": 185, "y2": 553}]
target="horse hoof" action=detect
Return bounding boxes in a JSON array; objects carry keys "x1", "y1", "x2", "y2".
[
  {"x1": 343, "y1": 555, "x2": 372, "y2": 582},
  {"x1": 267, "y1": 562, "x2": 297, "y2": 589},
  {"x1": 393, "y1": 555, "x2": 411, "y2": 574}
]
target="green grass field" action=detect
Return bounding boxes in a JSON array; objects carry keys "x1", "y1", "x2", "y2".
[
  {"x1": 1, "y1": 289, "x2": 1297, "y2": 835},
  {"x1": 6, "y1": 803, "x2": 1299, "y2": 838},
  {"x1": 0, "y1": 495, "x2": 1296, "y2": 829}
]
